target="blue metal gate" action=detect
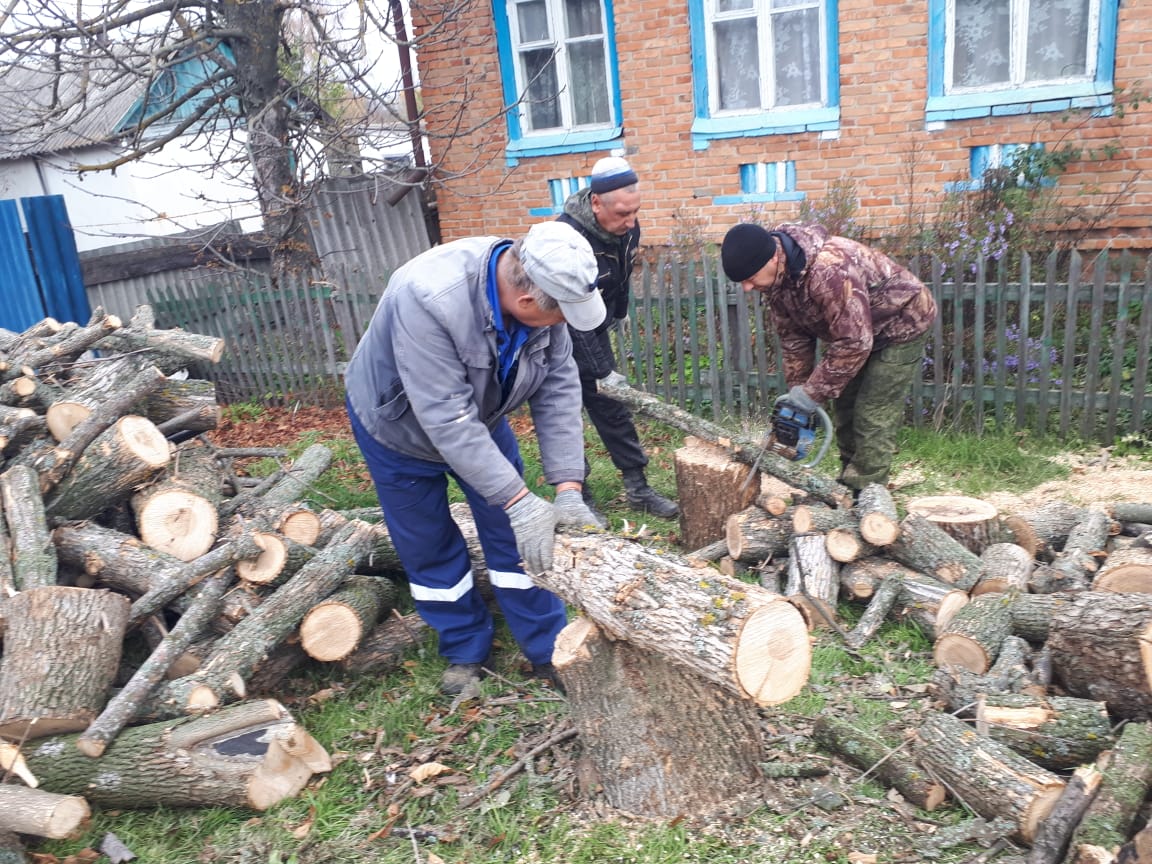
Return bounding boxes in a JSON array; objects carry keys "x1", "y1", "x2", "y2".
[{"x1": 0, "y1": 195, "x2": 90, "y2": 331}]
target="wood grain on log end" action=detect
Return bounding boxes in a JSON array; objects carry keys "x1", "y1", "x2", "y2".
[
  {"x1": 135, "y1": 489, "x2": 218, "y2": 561},
  {"x1": 733, "y1": 599, "x2": 810, "y2": 706},
  {"x1": 237, "y1": 533, "x2": 287, "y2": 585}
]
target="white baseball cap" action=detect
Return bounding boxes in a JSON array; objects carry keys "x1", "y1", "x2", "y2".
[{"x1": 520, "y1": 222, "x2": 606, "y2": 331}]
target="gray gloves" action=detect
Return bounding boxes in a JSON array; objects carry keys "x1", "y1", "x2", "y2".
[
  {"x1": 554, "y1": 488, "x2": 607, "y2": 529},
  {"x1": 785, "y1": 384, "x2": 819, "y2": 413},
  {"x1": 505, "y1": 492, "x2": 558, "y2": 574}
]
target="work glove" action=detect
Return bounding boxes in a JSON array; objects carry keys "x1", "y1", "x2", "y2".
[
  {"x1": 505, "y1": 492, "x2": 558, "y2": 574},
  {"x1": 554, "y1": 488, "x2": 607, "y2": 529},
  {"x1": 784, "y1": 384, "x2": 819, "y2": 414},
  {"x1": 597, "y1": 370, "x2": 628, "y2": 392}
]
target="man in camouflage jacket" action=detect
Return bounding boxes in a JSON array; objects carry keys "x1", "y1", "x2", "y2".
[{"x1": 720, "y1": 221, "x2": 937, "y2": 493}]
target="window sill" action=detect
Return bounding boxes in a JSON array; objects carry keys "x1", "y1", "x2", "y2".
[
  {"x1": 926, "y1": 81, "x2": 1113, "y2": 122},
  {"x1": 690, "y1": 107, "x2": 840, "y2": 149},
  {"x1": 713, "y1": 192, "x2": 805, "y2": 204},
  {"x1": 504, "y1": 127, "x2": 623, "y2": 166}
]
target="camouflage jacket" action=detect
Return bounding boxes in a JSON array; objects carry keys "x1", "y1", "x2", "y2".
[{"x1": 768, "y1": 223, "x2": 937, "y2": 402}]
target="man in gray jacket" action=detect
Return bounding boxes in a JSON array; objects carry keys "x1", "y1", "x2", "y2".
[{"x1": 345, "y1": 221, "x2": 605, "y2": 694}]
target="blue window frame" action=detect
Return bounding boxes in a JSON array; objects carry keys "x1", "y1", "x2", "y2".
[
  {"x1": 528, "y1": 175, "x2": 591, "y2": 216},
  {"x1": 714, "y1": 161, "x2": 804, "y2": 203},
  {"x1": 944, "y1": 143, "x2": 1048, "y2": 192},
  {"x1": 687, "y1": 0, "x2": 840, "y2": 150},
  {"x1": 493, "y1": 0, "x2": 624, "y2": 165},
  {"x1": 926, "y1": 0, "x2": 1119, "y2": 122}
]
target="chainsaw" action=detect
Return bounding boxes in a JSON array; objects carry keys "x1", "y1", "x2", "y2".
[{"x1": 741, "y1": 395, "x2": 833, "y2": 492}]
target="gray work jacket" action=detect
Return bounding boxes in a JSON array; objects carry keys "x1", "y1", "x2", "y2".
[{"x1": 344, "y1": 237, "x2": 586, "y2": 507}]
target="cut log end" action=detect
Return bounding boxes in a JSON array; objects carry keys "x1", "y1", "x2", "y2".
[
  {"x1": 135, "y1": 489, "x2": 218, "y2": 561},
  {"x1": 1022, "y1": 783, "x2": 1074, "y2": 846},
  {"x1": 120, "y1": 415, "x2": 172, "y2": 467},
  {"x1": 279, "y1": 510, "x2": 322, "y2": 546},
  {"x1": 45, "y1": 402, "x2": 91, "y2": 442},
  {"x1": 733, "y1": 599, "x2": 811, "y2": 706},
  {"x1": 300, "y1": 603, "x2": 366, "y2": 662},
  {"x1": 236, "y1": 533, "x2": 287, "y2": 585},
  {"x1": 933, "y1": 634, "x2": 994, "y2": 674}
]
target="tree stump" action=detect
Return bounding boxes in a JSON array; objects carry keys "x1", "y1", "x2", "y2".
[
  {"x1": 674, "y1": 436, "x2": 759, "y2": 550},
  {"x1": 912, "y1": 711, "x2": 1065, "y2": 845},
  {"x1": 906, "y1": 495, "x2": 1002, "y2": 554},
  {"x1": 0, "y1": 586, "x2": 131, "y2": 739},
  {"x1": 22, "y1": 699, "x2": 330, "y2": 811},
  {"x1": 1093, "y1": 547, "x2": 1152, "y2": 593},
  {"x1": 554, "y1": 617, "x2": 764, "y2": 817},
  {"x1": 539, "y1": 534, "x2": 811, "y2": 706},
  {"x1": 1047, "y1": 592, "x2": 1152, "y2": 720}
]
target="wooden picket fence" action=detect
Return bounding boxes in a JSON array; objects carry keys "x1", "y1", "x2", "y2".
[{"x1": 149, "y1": 248, "x2": 1152, "y2": 443}]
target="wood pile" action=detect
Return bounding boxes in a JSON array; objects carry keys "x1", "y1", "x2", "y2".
[{"x1": 0, "y1": 311, "x2": 426, "y2": 854}]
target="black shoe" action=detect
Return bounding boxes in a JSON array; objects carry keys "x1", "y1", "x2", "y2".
[
  {"x1": 624, "y1": 485, "x2": 680, "y2": 519},
  {"x1": 441, "y1": 662, "x2": 485, "y2": 695},
  {"x1": 529, "y1": 662, "x2": 566, "y2": 694}
]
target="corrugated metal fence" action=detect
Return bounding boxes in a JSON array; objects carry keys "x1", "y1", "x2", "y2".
[{"x1": 142, "y1": 244, "x2": 1152, "y2": 443}]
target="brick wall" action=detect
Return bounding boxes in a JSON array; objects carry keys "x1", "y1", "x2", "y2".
[{"x1": 413, "y1": 0, "x2": 1152, "y2": 251}]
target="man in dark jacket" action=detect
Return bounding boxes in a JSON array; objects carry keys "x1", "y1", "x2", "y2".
[
  {"x1": 720, "y1": 222, "x2": 937, "y2": 494},
  {"x1": 558, "y1": 157, "x2": 679, "y2": 519},
  {"x1": 345, "y1": 221, "x2": 606, "y2": 695}
]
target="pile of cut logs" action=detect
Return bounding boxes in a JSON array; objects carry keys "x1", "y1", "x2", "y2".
[
  {"x1": 0, "y1": 310, "x2": 426, "y2": 859},
  {"x1": 597, "y1": 379, "x2": 1152, "y2": 864}
]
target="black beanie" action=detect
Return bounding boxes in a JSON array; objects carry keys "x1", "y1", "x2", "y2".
[{"x1": 721, "y1": 223, "x2": 776, "y2": 282}]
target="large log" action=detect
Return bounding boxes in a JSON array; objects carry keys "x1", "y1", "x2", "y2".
[
  {"x1": 726, "y1": 505, "x2": 794, "y2": 563},
  {"x1": 0, "y1": 785, "x2": 90, "y2": 839},
  {"x1": 975, "y1": 693, "x2": 1115, "y2": 771},
  {"x1": 0, "y1": 586, "x2": 131, "y2": 739},
  {"x1": 23, "y1": 699, "x2": 330, "y2": 811},
  {"x1": 934, "y1": 593, "x2": 1013, "y2": 674},
  {"x1": 913, "y1": 711, "x2": 1065, "y2": 845},
  {"x1": 907, "y1": 495, "x2": 1003, "y2": 554},
  {"x1": 1046, "y1": 511, "x2": 1112, "y2": 593},
  {"x1": 1066, "y1": 722, "x2": 1152, "y2": 861},
  {"x1": 597, "y1": 377, "x2": 853, "y2": 508},
  {"x1": 538, "y1": 533, "x2": 811, "y2": 707},
  {"x1": 1047, "y1": 592, "x2": 1152, "y2": 720},
  {"x1": 1093, "y1": 547, "x2": 1152, "y2": 593},
  {"x1": 299, "y1": 574, "x2": 398, "y2": 662},
  {"x1": 554, "y1": 617, "x2": 765, "y2": 817},
  {"x1": 43, "y1": 415, "x2": 171, "y2": 521},
  {"x1": 1025, "y1": 765, "x2": 1103, "y2": 864},
  {"x1": 887, "y1": 513, "x2": 984, "y2": 591},
  {"x1": 144, "y1": 378, "x2": 221, "y2": 434},
  {"x1": 975, "y1": 542, "x2": 1035, "y2": 596},
  {"x1": 674, "y1": 436, "x2": 759, "y2": 550},
  {"x1": 131, "y1": 441, "x2": 222, "y2": 561},
  {"x1": 812, "y1": 714, "x2": 947, "y2": 811}
]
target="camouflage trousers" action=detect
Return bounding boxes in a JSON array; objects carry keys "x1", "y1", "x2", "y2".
[{"x1": 831, "y1": 335, "x2": 925, "y2": 492}]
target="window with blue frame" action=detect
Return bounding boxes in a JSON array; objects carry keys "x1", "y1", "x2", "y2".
[
  {"x1": 945, "y1": 143, "x2": 1048, "y2": 192},
  {"x1": 688, "y1": 0, "x2": 840, "y2": 149},
  {"x1": 528, "y1": 175, "x2": 591, "y2": 216},
  {"x1": 926, "y1": 0, "x2": 1118, "y2": 122},
  {"x1": 714, "y1": 161, "x2": 804, "y2": 204},
  {"x1": 116, "y1": 43, "x2": 241, "y2": 139},
  {"x1": 493, "y1": 0, "x2": 624, "y2": 163}
]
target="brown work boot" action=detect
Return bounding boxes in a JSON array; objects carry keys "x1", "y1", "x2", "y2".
[{"x1": 440, "y1": 662, "x2": 484, "y2": 695}]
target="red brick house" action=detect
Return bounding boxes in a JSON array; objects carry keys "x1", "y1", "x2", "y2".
[{"x1": 412, "y1": 0, "x2": 1152, "y2": 252}]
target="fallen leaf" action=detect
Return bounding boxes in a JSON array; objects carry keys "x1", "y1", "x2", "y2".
[{"x1": 409, "y1": 761, "x2": 452, "y2": 783}]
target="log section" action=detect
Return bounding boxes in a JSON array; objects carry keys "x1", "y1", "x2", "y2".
[
  {"x1": 906, "y1": 495, "x2": 1002, "y2": 554},
  {"x1": 0, "y1": 785, "x2": 90, "y2": 839},
  {"x1": 674, "y1": 436, "x2": 760, "y2": 550}
]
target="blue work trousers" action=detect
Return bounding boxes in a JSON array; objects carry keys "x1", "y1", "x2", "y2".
[{"x1": 348, "y1": 408, "x2": 567, "y2": 666}]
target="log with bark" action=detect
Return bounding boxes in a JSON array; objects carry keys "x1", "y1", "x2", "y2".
[
  {"x1": 538, "y1": 533, "x2": 812, "y2": 706},
  {"x1": 974, "y1": 693, "x2": 1115, "y2": 771},
  {"x1": 726, "y1": 505, "x2": 794, "y2": 563},
  {"x1": 934, "y1": 593, "x2": 1014, "y2": 674},
  {"x1": 975, "y1": 542, "x2": 1036, "y2": 596},
  {"x1": 1045, "y1": 511, "x2": 1112, "y2": 593},
  {"x1": 1025, "y1": 765, "x2": 1103, "y2": 864},
  {"x1": 299, "y1": 574, "x2": 399, "y2": 662},
  {"x1": 597, "y1": 377, "x2": 854, "y2": 508},
  {"x1": 131, "y1": 441, "x2": 222, "y2": 561},
  {"x1": 785, "y1": 531, "x2": 839, "y2": 625},
  {"x1": 887, "y1": 513, "x2": 985, "y2": 591},
  {"x1": 0, "y1": 462, "x2": 56, "y2": 589},
  {"x1": 1093, "y1": 547, "x2": 1152, "y2": 593},
  {"x1": 906, "y1": 495, "x2": 1004, "y2": 554},
  {"x1": 554, "y1": 617, "x2": 765, "y2": 817},
  {"x1": 674, "y1": 435, "x2": 761, "y2": 550},
  {"x1": 23, "y1": 699, "x2": 330, "y2": 811},
  {"x1": 0, "y1": 785, "x2": 90, "y2": 839},
  {"x1": 855, "y1": 483, "x2": 901, "y2": 546}
]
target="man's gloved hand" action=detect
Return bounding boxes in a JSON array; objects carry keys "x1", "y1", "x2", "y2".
[
  {"x1": 785, "y1": 384, "x2": 819, "y2": 413},
  {"x1": 554, "y1": 488, "x2": 607, "y2": 529},
  {"x1": 505, "y1": 492, "x2": 558, "y2": 574},
  {"x1": 597, "y1": 370, "x2": 628, "y2": 391}
]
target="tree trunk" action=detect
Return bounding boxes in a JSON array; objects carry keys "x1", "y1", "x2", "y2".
[
  {"x1": 933, "y1": 593, "x2": 1013, "y2": 674},
  {"x1": 1065, "y1": 721, "x2": 1152, "y2": 861},
  {"x1": 674, "y1": 436, "x2": 760, "y2": 550},
  {"x1": 43, "y1": 416, "x2": 171, "y2": 521},
  {"x1": 726, "y1": 505, "x2": 794, "y2": 563},
  {"x1": 131, "y1": 441, "x2": 222, "y2": 561},
  {"x1": 23, "y1": 699, "x2": 330, "y2": 811},
  {"x1": 0, "y1": 586, "x2": 131, "y2": 739},
  {"x1": 0, "y1": 785, "x2": 90, "y2": 840},
  {"x1": 887, "y1": 512, "x2": 984, "y2": 591},
  {"x1": 1047, "y1": 592, "x2": 1152, "y2": 720},
  {"x1": 537, "y1": 533, "x2": 811, "y2": 706},
  {"x1": 812, "y1": 714, "x2": 946, "y2": 811},
  {"x1": 554, "y1": 617, "x2": 765, "y2": 817},
  {"x1": 906, "y1": 495, "x2": 1003, "y2": 554},
  {"x1": 0, "y1": 463, "x2": 56, "y2": 589},
  {"x1": 913, "y1": 711, "x2": 1065, "y2": 845},
  {"x1": 975, "y1": 693, "x2": 1115, "y2": 771},
  {"x1": 299, "y1": 574, "x2": 398, "y2": 662}
]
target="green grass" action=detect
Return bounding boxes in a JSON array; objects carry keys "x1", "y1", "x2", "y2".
[{"x1": 33, "y1": 413, "x2": 1146, "y2": 864}]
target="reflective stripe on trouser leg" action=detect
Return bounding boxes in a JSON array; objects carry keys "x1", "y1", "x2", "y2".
[
  {"x1": 834, "y1": 336, "x2": 925, "y2": 490},
  {"x1": 348, "y1": 405, "x2": 493, "y2": 665},
  {"x1": 458, "y1": 419, "x2": 567, "y2": 666}
]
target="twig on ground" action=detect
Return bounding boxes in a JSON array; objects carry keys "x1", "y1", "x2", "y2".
[{"x1": 458, "y1": 724, "x2": 578, "y2": 809}]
